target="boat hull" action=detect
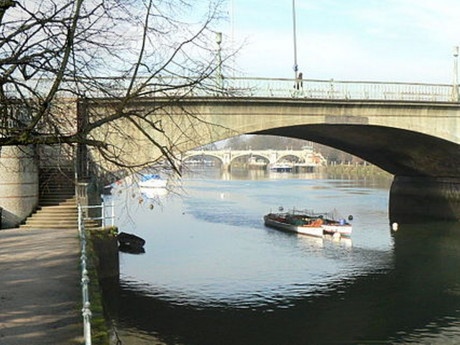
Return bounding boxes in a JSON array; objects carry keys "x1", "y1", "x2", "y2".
[
  {"x1": 117, "y1": 232, "x2": 146, "y2": 248},
  {"x1": 322, "y1": 224, "x2": 352, "y2": 236},
  {"x1": 264, "y1": 215, "x2": 324, "y2": 238},
  {"x1": 139, "y1": 179, "x2": 167, "y2": 188}
]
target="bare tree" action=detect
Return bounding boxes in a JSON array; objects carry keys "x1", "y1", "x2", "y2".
[{"x1": 0, "y1": 0, "x2": 229, "y2": 179}]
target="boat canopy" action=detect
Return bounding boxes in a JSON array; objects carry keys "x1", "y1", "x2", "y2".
[{"x1": 140, "y1": 174, "x2": 162, "y2": 182}]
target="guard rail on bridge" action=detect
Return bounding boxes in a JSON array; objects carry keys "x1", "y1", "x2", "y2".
[
  {"x1": 225, "y1": 77, "x2": 457, "y2": 102},
  {"x1": 6, "y1": 76, "x2": 459, "y2": 102}
]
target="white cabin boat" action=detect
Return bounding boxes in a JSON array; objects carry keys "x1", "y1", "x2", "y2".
[
  {"x1": 263, "y1": 208, "x2": 353, "y2": 238},
  {"x1": 270, "y1": 162, "x2": 293, "y2": 172},
  {"x1": 263, "y1": 212, "x2": 324, "y2": 237},
  {"x1": 322, "y1": 221, "x2": 353, "y2": 237},
  {"x1": 139, "y1": 174, "x2": 167, "y2": 189}
]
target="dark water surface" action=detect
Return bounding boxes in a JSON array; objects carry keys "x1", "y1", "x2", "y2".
[{"x1": 102, "y1": 170, "x2": 460, "y2": 345}]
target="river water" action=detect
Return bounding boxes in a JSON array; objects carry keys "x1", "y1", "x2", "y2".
[{"x1": 102, "y1": 168, "x2": 460, "y2": 345}]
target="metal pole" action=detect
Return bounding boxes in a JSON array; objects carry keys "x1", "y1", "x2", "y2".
[
  {"x1": 216, "y1": 32, "x2": 223, "y2": 91},
  {"x1": 292, "y1": 0, "x2": 298, "y2": 79},
  {"x1": 78, "y1": 204, "x2": 83, "y2": 237},
  {"x1": 111, "y1": 200, "x2": 115, "y2": 227},
  {"x1": 101, "y1": 199, "x2": 105, "y2": 228},
  {"x1": 230, "y1": 0, "x2": 235, "y2": 77},
  {"x1": 452, "y1": 46, "x2": 459, "y2": 102},
  {"x1": 82, "y1": 307, "x2": 92, "y2": 345},
  {"x1": 78, "y1": 203, "x2": 92, "y2": 345}
]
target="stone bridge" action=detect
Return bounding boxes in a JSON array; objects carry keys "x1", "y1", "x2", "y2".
[
  {"x1": 182, "y1": 149, "x2": 326, "y2": 170},
  {"x1": 86, "y1": 88, "x2": 460, "y2": 221},
  {"x1": 1, "y1": 77, "x2": 460, "y2": 225}
]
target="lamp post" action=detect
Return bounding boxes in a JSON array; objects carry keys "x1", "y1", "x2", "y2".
[
  {"x1": 216, "y1": 32, "x2": 223, "y2": 91},
  {"x1": 230, "y1": 0, "x2": 235, "y2": 77},
  {"x1": 452, "y1": 46, "x2": 459, "y2": 102},
  {"x1": 292, "y1": 0, "x2": 298, "y2": 79}
]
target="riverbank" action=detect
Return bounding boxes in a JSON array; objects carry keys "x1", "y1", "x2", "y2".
[
  {"x1": 323, "y1": 163, "x2": 392, "y2": 181},
  {"x1": 0, "y1": 227, "x2": 82, "y2": 344}
]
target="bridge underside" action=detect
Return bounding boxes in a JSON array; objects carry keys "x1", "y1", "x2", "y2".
[
  {"x1": 255, "y1": 124, "x2": 460, "y2": 177},
  {"x1": 84, "y1": 97, "x2": 460, "y2": 222},
  {"x1": 254, "y1": 124, "x2": 460, "y2": 222}
]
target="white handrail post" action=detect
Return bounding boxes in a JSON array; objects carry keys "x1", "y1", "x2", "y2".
[
  {"x1": 111, "y1": 200, "x2": 115, "y2": 227},
  {"x1": 452, "y1": 46, "x2": 459, "y2": 102},
  {"x1": 78, "y1": 203, "x2": 82, "y2": 237},
  {"x1": 101, "y1": 198, "x2": 106, "y2": 228},
  {"x1": 82, "y1": 303, "x2": 92, "y2": 345},
  {"x1": 78, "y1": 202, "x2": 92, "y2": 345}
]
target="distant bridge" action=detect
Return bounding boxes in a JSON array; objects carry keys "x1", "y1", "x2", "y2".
[{"x1": 182, "y1": 149, "x2": 326, "y2": 170}]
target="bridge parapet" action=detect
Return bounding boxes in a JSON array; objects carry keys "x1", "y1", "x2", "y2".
[
  {"x1": 10, "y1": 76, "x2": 459, "y2": 102},
  {"x1": 99, "y1": 76, "x2": 457, "y2": 101}
]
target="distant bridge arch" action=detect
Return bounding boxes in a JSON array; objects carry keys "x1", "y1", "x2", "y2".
[
  {"x1": 182, "y1": 149, "x2": 322, "y2": 170},
  {"x1": 183, "y1": 151, "x2": 225, "y2": 166}
]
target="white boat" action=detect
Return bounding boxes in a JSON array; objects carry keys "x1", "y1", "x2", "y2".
[
  {"x1": 263, "y1": 212, "x2": 324, "y2": 237},
  {"x1": 141, "y1": 187, "x2": 168, "y2": 199},
  {"x1": 322, "y1": 220, "x2": 353, "y2": 237},
  {"x1": 139, "y1": 174, "x2": 167, "y2": 188},
  {"x1": 263, "y1": 208, "x2": 353, "y2": 238},
  {"x1": 270, "y1": 162, "x2": 293, "y2": 172},
  {"x1": 318, "y1": 210, "x2": 353, "y2": 237}
]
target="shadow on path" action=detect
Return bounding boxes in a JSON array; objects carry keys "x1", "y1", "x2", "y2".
[{"x1": 0, "y1": 228, "x2": 82, "y2": 345}]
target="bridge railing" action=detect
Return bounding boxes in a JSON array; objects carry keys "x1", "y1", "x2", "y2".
[
  {"x1": 222, "y1": 77, "x2": 455, "y2": 102},
  {"x1": 4, "y1": 76, "x2": 458, "y2": 102}
]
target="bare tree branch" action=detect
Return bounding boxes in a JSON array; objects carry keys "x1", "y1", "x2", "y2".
[{"x1": 1, "y1": 0, "x2": 232, "y2": 180}]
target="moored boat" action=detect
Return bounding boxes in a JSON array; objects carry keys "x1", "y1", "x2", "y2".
[
  {"x1": 117, "y1": 232, "x2": 146, "y2": 248},
  {"x1": 263, "y1": 208, "x2": 353, "y2": 238},
  {"x1": 139, "y1": 174, "x2": 167, "y2": 188},
  {"x1": 263, "y1": 211, "x2": 324, "y2": 237},
  {"x1": 316, "y1": 210, "x2": 353, "y2": 237},
  {"x1": 321, "y1": 218, "x2": 353, "y2": 237},
  {"x1": 270, "y1": 162, "x2": 293, "y2": 172}
]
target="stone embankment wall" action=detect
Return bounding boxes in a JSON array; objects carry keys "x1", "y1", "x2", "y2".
[
  {"x1": 324, "y1": 163, "x2": 392, "y2": 181},
  {"x1": 0, "y1": 146, "x2": 38, "y2": 228}
]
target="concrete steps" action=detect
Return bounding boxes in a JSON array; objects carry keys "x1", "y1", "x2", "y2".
[
  {"x1": 39, "y1": 198, "x2": 77, "y2": 206},
  {"x1": 21, "y1": 168, "x2": 104, "y2": 230},
  {"x1": 21, "y1": 168, "x2": 78, "y2": 230},
  {"x1": 20, "y1": 197, "x2": 78, "y2": 230}
]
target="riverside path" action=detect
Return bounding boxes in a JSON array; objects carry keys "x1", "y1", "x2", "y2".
[{"x1": 0, "y1": 227, "x2": 81, "y2": 345}]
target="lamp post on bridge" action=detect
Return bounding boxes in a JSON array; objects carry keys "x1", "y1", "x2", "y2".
[
  {"x1": 452, "y1": 46, "x2": 459, "y2": 102},
  {"x1": 292, "y1": 0, "x2": 298, "y2": 80},
  {"x1": 215, "y1": 32, "x2": 223, "y2": 91}
]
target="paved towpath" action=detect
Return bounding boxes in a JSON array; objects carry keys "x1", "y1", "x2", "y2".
[{"x1": 0, "y1": 227, "x2": 82, "y2": 345}]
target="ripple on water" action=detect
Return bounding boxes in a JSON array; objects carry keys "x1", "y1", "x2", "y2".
[{"x1": 108, "y1": 176, "x2": 460, "y2": 345}]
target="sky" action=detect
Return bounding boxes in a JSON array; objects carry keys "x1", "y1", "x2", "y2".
[{"x1": 216, "y1": 0, "x2": 460, "y2": 83}]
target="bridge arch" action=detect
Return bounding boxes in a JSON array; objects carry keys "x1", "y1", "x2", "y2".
[
  {"x1": 88, "y1": 96, "x2": 460, "y2": 221},
  {"x1": 227, "y1": 153, "x2": 271, "y2": 166},
  {"x1": 254, "y1": 124, "x2": 460, "y2": 178},
  {"x1": 275, "y1": 154, "x2": 304, "y2": 164},
  {"x1": 252, "y1": 123, "x2": 460, "y2": 222},
  {"x1": 182, "y1": 152, "x2": 224, "y2": 166}
]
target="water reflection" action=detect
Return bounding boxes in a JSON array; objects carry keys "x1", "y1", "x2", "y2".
[
  {"x1": 101, "y1": 172, "x2": 460, "y2": 345},
  {"x1": 102, "y1": 222, "x2": 460, "y2": 345},
  {"x1": 388, "y1": 222, "x2": 460, "y2": 344}
]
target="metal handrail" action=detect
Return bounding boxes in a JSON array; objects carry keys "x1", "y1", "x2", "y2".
[
  {"x1": 78, "y1": 204, "x2": 92, "y2": 345},
  {"x1": 77, "y1": 199, "x2": 116, "y2": 345},
  {"x1": 5, "y1": 75, "x2": 459, "y2": 102},
  {"x1": 80, "y1": 199, "x2": 115, "y2": 228}
]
